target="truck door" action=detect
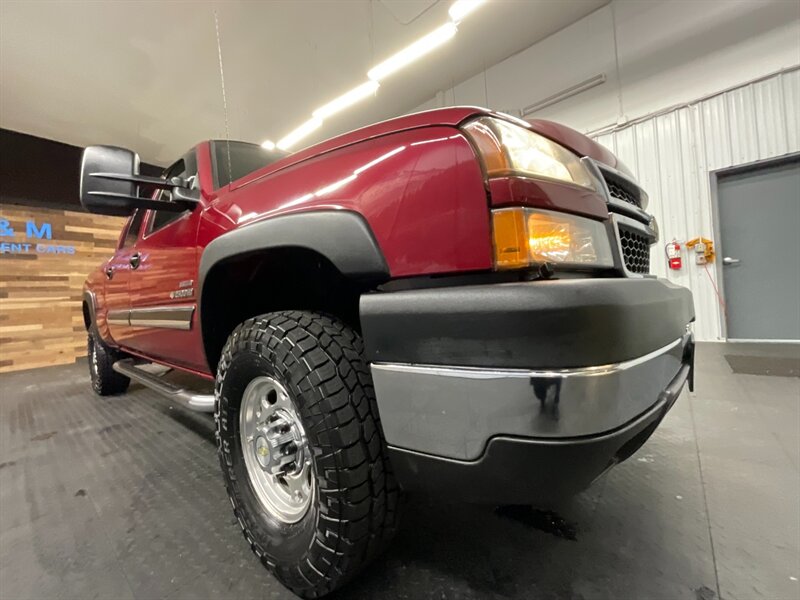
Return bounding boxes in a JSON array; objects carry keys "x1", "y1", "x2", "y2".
[
  {"x1": 124, "y1": 150, "x2": 207, "y2": 372},
  {"x1": 103, "y1": 209, "x2": 145, "y2": 345}
]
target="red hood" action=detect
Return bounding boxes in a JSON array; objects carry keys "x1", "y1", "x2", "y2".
[
  {"x1": 526, "y1": 118, "x2": 626, "y2": 174},
  {"x1": 286, "y1": 107, "x2": 621, "y2": 171},
  {"x1": 232, "y1": 107, "x2": 491, "y2": 188},
  {"x1": 231, "y1": 107, "x2": 627, "y2": 189}
]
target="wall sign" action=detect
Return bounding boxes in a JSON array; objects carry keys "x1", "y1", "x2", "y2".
[
  {"x1": 0, "y1": 217, "x2": 76, "y2": 255},
  {"x1": 0, "y1": 205, "x2": 126, "y2": 373}
]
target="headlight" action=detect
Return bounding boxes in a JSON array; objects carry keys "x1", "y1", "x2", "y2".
[
  {"x1": 492, "y1": 208, "x2": 614, "y2": 270},
  {"x1": 463, "y1": 116, "x2": 599, "y2": 191}
]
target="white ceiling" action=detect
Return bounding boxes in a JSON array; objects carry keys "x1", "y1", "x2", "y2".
[{"x1": 0, "y1": 0, "x2": 606, "y2": 165}]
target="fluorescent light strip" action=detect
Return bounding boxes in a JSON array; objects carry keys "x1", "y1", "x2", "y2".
[
  {"x1": 449, "y1": 0, "x2": 486, "y2": 22},
  {"x1": 367, "y1": 22, "x2": 457, "y2": 82},
  {"x1": 277, "y1": 117, "x2": 323, "y2": 150},
  {"x1": 264, "y1": 0, "x2": 491, "y2": 149},
  {"x1": 261, "y1": 140, "x2": 276, "y2": 150},
  {"x1": 353, "y1": 146, "x2": 406, "y2": 174},
  {"x1": 313, "y1": 80, "x2": 380, "y2": 120}
]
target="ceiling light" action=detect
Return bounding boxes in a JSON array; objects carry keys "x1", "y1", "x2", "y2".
[
  {"x1": 277, "y1": 117, "x2": 323, "y2": 151},
  {"x1": 367, "y1": 22, "x2": 457, "y2": 82},
  {"x1": 313, "y1": 81, "x2": 380, "y2": 120},
  {"x1": 261, "y1": 140, "x2": 276, "y2": 150},
  {"x1": 448, "y1": 0, "x2": 486, "y2": 23}
]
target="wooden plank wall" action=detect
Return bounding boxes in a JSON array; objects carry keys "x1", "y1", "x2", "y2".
[{"x1": 0, "y1": 204, "x2": 125, "y2": 372}]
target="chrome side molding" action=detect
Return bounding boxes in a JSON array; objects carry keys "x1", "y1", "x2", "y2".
[
  {"x1": 129, "y1": 305, "x2": 195, "y2": 330},
  {"x1": 106, "y1": 305, "x2": 195, "y2": 330},
  {"x1": 112, "y1": 358, "x2": 215, "y2": 412},
  {"x1": 106, "y1": 309, "x2": 129, "y2": 326}
]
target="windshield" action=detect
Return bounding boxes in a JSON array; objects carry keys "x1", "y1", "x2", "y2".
[{"x1": 212, "y1": 140, "x2": 287, "y2": 188}]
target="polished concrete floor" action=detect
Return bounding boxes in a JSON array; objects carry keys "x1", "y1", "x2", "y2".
[{"x1": 0, "y1": 342, "x2": 798, "y2": 600}]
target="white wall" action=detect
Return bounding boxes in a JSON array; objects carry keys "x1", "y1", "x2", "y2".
[
  {"x1": 596, "y1": 69, "x2": 799, "y2": 341},
  {"x1": 416, "y1": 0, "x2": 800, "y2": 132},
  {"x1": 415, "y1": 0, "x2": 800, "y2": 341}
]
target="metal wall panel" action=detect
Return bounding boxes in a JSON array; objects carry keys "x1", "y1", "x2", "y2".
[{"x1": 593, "y1": 69, "x2": 800, "y2": 340}]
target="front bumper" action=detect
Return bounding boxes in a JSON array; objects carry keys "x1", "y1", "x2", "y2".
[{"x1": 361, "y1": 277, "x2": 695, "y2": 503}]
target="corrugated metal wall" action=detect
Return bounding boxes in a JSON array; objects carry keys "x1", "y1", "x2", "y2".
[{"x1": 593, "y1": 68, "x2": 800, "y2": 341}]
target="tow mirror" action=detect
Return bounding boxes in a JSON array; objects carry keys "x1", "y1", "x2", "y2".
[{"x1": 79, "y1": 145, "x2": 199, "y2": 216}]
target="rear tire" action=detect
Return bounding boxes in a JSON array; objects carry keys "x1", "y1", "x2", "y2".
[
  {"x1": 216, "y1": 311, "x2": 399, "y2": 598},
  {"x1": 88, "y1": 332, "x2": 130, "y2": 396}
]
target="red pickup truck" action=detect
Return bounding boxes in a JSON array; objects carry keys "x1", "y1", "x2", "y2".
[{"x1": 80, "y1": 106, "x2": 694, "y2": 598}]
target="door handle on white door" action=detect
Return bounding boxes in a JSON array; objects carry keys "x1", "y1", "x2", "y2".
[{"x1": 723, "y1": 257, "x2": 740, "y2": 265}]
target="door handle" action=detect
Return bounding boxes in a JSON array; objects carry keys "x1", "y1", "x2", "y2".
[
  {"x1": 130, "y1": 252, "x2": 141, "y2": 269},
  {"x1": 105, "y1": 266, "x2": 114, "y2": 279},
  {"x1": 723, "y1": 256, "x2": 740, "y2": 266}
]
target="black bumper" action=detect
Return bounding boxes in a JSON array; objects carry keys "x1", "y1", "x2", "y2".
[
  {"x1": 361, "y1": 277, "x2": 695, "y2": 369},
  {"x1": 361, "y1": 276, "x2": 696, "y2": 504}
]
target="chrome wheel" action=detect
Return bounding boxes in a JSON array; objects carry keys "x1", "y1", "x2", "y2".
[{"x1": 239, "y1": 376, "x2": 313, "y2": 523}]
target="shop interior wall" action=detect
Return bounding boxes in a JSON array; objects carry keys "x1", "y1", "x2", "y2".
[{"x1": 0, "y1": 129, "x2": 158, "y2": 372}]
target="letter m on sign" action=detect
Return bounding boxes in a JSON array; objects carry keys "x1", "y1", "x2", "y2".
[{"x1": 26, "y1": 221, "x2": 52, "y2": 240}]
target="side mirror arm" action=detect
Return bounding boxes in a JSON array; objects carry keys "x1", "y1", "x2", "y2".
[
  {"x1": 88, "y1": 172, "x2": 199, "y2": 210},
  {"x1": 172, "y1": 186, "x2": 201, "y2": 204},
  {"x1": 88, "y1": 172, "x2": 190, "y2": 191}
]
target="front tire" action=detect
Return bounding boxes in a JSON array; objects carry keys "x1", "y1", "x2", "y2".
[
  {"x1": 88, "y1": 332, "x2": 130, "y2": 396},
  {"x1": 216, "y1": 311, "x2": 399, "y2": 598}
]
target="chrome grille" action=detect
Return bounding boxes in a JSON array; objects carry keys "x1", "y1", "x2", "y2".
[{"x1": 618, "y1": 226, "x2": 651, "y2": 274}]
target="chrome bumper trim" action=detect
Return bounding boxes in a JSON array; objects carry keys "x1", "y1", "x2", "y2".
[
  {"x1": 373, "y1": 337, "x2": 683, "y2": 380},
  {"x1": 371, "y1": 334, "x2": 693, "y2": 461}
]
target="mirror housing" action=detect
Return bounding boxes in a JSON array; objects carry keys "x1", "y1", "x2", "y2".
[{"x1": 79, "y1": 145, "x2": 198, "y2": 216}]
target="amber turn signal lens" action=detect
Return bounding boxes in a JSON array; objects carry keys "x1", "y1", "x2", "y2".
[
  {"x1": 491, "y1": 208, "x2": 614, "y2": 270},
  {"x1": 491, "y1": 208, "x2": 528, "y2": 269}
]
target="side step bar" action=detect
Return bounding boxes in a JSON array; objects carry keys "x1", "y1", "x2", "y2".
[{"x1": 112, "y1": 358, "x2": 216, "y2": 413}]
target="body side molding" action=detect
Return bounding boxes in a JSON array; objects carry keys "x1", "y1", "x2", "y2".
[
  {"x1": 106, "y1": 305, "x2": 195, "y2": 330},
  {"x1": 129, "y1": 305, "x2": 195, "y2": 330}
]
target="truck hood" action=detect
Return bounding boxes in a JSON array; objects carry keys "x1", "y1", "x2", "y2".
[{"x1": 235, "y1": 107, "x2": 627, "y2": 189}]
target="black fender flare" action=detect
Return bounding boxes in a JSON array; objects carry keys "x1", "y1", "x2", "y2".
[
  {"x1": 197, "y1": 210, "x2": 390, "y2": 368},
  {"x1": 83, "y1": 289, "x2": 116, "y2": 345},
  {"x1": 82, "y1": 290, "x2": 99, "y2": 335}
]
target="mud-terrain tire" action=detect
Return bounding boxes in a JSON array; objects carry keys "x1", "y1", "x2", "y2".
[
  {"x1": 88, "y1": 332, "x2": 130, "y2": 396},
  {"x1": 216, "y1": 311, "x2": 399, "y2": 598}
]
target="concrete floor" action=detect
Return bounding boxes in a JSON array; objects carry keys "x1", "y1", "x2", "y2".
[{"x1": 0, "y1": 342, "x2": 797, "y2": 600}]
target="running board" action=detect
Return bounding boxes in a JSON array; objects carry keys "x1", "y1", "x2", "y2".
[{"x1": 112, "y1": 358, "x2": 215, "y2": 413}]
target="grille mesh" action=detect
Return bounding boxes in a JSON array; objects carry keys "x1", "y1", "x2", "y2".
[
  {"x1": 603, "y1": 172, "x2": 642, "y2": 208},
  {"x1": 619, "y1": 227, "x2": 651, "y2": 274}
]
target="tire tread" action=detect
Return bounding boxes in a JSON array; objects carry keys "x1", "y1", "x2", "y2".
[{"x1": 215, "y1": 311, "x2": 399, "y2": 598}]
